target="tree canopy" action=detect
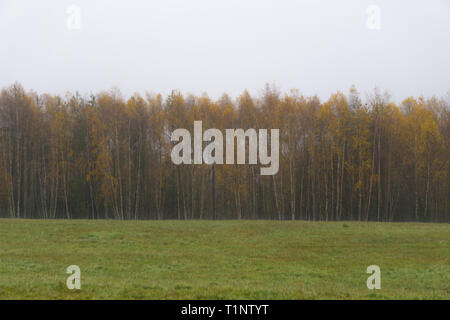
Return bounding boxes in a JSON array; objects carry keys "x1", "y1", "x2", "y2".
[{"x1": 0, "y1": 83, "x2": 448, "y2": 221}]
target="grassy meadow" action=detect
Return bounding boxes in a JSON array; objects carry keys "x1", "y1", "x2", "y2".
[{"x1": 0, "y1": 219, "x2": 448, "y2": 299}]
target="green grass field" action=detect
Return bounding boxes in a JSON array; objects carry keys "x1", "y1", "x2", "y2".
[{"x1": 0, "y1": 219, "x2": 448, "y2": 299}]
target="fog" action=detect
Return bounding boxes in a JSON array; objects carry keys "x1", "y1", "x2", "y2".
[{"x1": 1, "y1": 0, "x2": 449, "y2": 101}]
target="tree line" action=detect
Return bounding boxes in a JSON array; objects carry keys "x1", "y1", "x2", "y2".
[{"x1": 0, "y1": 83, "x2": 448, "y2": 221}]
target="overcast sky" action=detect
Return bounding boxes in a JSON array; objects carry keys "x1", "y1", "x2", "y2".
[{"x1": 1, "y1": 0, "x2": 449, "y2": 102}]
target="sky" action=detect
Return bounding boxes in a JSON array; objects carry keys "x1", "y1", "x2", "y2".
[{"x1": 1, "y1": 0, "x2": 449, "y2": 102}]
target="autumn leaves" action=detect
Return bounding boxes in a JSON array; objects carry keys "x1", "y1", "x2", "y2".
[
  {"x1": 0, "y1": 83, "x2": 448, "y2": 221},
  {"x1": 170, "y1": 121, "x2": 280, "y2": 175}
]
